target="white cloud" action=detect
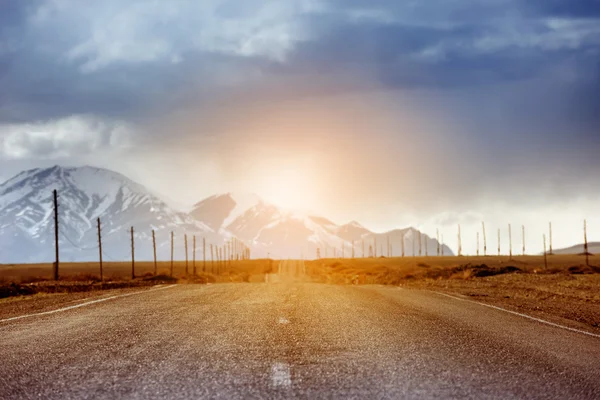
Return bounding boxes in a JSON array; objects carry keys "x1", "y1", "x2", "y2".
[
  {"x1": 29, "y1": 0, "x2": 323, "y2": 72},
  {"x1": 0, "y1": 115, "x2": 134, "y2": 159}
]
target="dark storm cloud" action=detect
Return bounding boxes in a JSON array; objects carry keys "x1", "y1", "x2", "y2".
[
  {"x1": 527, "y1": 0, "x2": 600, "y2": 18},
  {"x1": 0, "y1": 0, "x2": 599, "y2": 197},
  {"x1": 0, "y1": 0, "x2": 598, "y2": 123}
]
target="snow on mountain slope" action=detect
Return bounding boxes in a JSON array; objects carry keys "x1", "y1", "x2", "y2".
[
  {"x1": 0, "y1": 166, "x2": 219, "y2": 263},
  {"x1": 1, "y1": 165, "x2": 452, "y2": 262},
  {"x1": 190, "y1": 191, "x2": 453, "y2": 259},
  {"x1": 336, "y1": 220, "x2": 371, "y2": 242},
  {"x1": 223, "y1": 202, "x2": 355, "y2": 258},
  {"x1": 190, "y1": 192, "x2": 262, "y2": 232},
  {"x1": 362, "y1": 228, "x2": 454, "y2": 257}
]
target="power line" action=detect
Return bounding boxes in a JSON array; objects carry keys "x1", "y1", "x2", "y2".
[
  {"x1": 58, "y1": 227, "x2": 98, "y2": 251},
  {"x1": 101, "y1": 250, "x2": 120, "y2": 262}
]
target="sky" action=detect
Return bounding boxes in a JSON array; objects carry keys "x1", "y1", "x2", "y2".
[{"x1": 0, "y1": 0, "x2": 599, "y2": 254}]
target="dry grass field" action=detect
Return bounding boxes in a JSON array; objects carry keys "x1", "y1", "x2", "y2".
[
  {"x1": 2, "y1": 255, "x2": 599, "y2": 331},
  {"x1": 305, "y1": 254, "x2": 600, "y2": 284},
  {"x1": 0, "y1": 259, "x2": 276, "y2": 284},
  {"x1": 0, "y1": 259, "x2": 276, "y2": 299},
  {"x1": 306, "y1": 255, "x2": 600, "y2": 332}
]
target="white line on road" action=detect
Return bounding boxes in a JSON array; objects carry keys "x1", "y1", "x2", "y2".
[
  {"x1": 271, "y1": 363, "x2": 291, "y2": 388},
  {"x1": 432, "y1": 291, "x2": 600, "y2": 339},
  {"x1": 0, "y1": 284, "x2": 177, "y2": 324}
]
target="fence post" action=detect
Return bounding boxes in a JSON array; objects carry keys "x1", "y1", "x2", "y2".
[
  {"x1": 97, "y1": 218, "x2": 103, "y2": 282},
  {"x1": 402, "y1": 233, "x2": 405, "y2": 257},
  {"x1": 543, "y1": 234, "x2": 548, "y2": 270},
  {"x1": 482, "y1": 222, "x2": 487, "y2": 256},
  {"x1": 130, "y1": 226, "x2": 135, "y2": 280},
  {"x1": 584, "y1": 219, "x2": 589, "y2": 266},
  {"x1": 497, "y1": 228, "x2": 501, "y2": 256},
  {"x1": 152, "y1": 229, "x2": 157, "y2": 275},
  {"x1": 457, "y1": 225, "x2": 462, "y2": 257},
  {"x1": 549, "y1": 222, "x2": 553, "y2": 255},
  {"x1": 170, "y1": 231, "x2": 174, "y2": 277},
  {"x1": 193, "y1": 235, "x2": 196, "y2": 276},
  {"x1": 184, "y1": 234, "x2": 189, "y2": 275},
  {"x1": 53, "y1": 189, "x2": 59, "y2": 280}
]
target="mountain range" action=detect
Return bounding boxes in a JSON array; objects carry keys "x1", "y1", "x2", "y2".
[{"x1": 0, "y1": 165, "x2": 453, "y2": 263}]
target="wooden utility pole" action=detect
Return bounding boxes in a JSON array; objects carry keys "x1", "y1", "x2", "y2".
[
  {"x1": 543, "y1": 234, "x2": 548, "y2": 269},
  {"x1": 482, "y1": 222, "x2": 487, "y2": 256},
  {"x1": 53, "y1": 189, "x2": 59, "y2": 280},
  {"x1": 130, "y1": 226, "x2": 135, "y2": 280},
  {"x1": 584, "y1": 219, "x2": 589, "y2": 266},
  {"x1": 362, "y1": 238, "x2": 365, "y2": 258},
  {"x1": 549, "y1": 222, "x2": 553, "y2": 255},
  {"x1": 220, "y1": 247, "x2": 224, "y2": 272},
  {"x1": 418, "y1": 233, "x2": 422, "y2": 256},
  {"x1": 477, "y1": 232, "x2": 480, "y2": 256},
  {"x1": 203, "y1": 237, "x2": 206, "y2": 272},
  {"x1": 401, "y1": 233, "x2": 405, "y2": 257},
  {"x1": 441, "y1": 234, "x2": 444, "y2": 256},
  {"x1": 210, "y1": 244, "x2": 214, "y2": 272},
  {"x1": 193, "y1": 235, "x2": 196, "y2": 275},
  {"x1": 411, "y1": 232, "x2": 415, "y2": 257},
  {"x1": 387, "y1": 236, "x2": 391, "y2": 257},
  {"x1": 457, "y1": 225, "x2": 462, "y2": 257},
  {"x1": 170, "y1": 231, "x2": 174, "y2": 277},
  {"x1": 508, "y1": 224, "x2": 513, "y2": 260},
  {"x1": 184, "y1": 234, "x2": 189, "y2": 275},
  {"x1": 152, "y1": 229, "x2": 157, "y2": 275},
  {"x1": 497, "y1": 228, "x2": 501, "y2": 256},
  {"x1": 352, "y1": 240, "x2": 355, "y2": 258},
  {"x1": 374, "y1": 237, "x2": 377, "y2": 257},
  {"x1": 97, "y1": 218, "x2": 103, "y2": 282},
  {"x1": 436, "y1": 229, "x2": 440, "y2": 256}
]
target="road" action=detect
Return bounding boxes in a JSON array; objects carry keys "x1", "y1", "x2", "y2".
[{"x1": 1, "y1": 260, "x2": 599, "y2": 399}]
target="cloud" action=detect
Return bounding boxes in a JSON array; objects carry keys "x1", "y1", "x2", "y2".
[
  {"x1": 0, "y1": 0, "x2": 598, "y2": 125},
  {"x1": 0, "y1": 115, "x2": 134, "y2": 159},
  {"x1": 30, "y1": 0, "x2": 321, "y2": 72},
  {"x1": 0, "y1": 0, "x2": 598, "y2": 220}
]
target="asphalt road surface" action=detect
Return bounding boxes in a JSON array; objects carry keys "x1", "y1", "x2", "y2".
[{"x1": 1, "y1": 260, "x2": 599, "y2": 399}]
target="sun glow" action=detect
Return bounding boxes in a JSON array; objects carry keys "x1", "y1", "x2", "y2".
[{"x1": 254, "y1": 158, "x2": 318, "y2": 210}]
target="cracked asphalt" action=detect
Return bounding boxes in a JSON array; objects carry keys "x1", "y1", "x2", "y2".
[{"x1": 1, "y1": 260, "x2": 599, "y2": 399}]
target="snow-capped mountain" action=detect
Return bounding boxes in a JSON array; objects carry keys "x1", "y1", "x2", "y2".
[
  {"x1": 361, "y1": 228, "x2": 453, "y2": 257},
  {"x1": 0, "y1": 165, "x2": 453, "y2": 263},
  {"x1": 0, "y1": 166, "x2": 220, "y2": 263},
  {"x1": 192, "y1": 193, "x2": 454, "y2": 259},
  {"x1": 190, "y1": 192, "x2": 262, "y2": 232},
  {"x1": 337, "y1": 221, "x2": 371, "y2": 242}
]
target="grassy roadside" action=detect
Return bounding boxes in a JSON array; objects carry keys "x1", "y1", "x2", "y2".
[
  {"x1": 305, "y1": 255, "x2": 600, "y2": 333},
  {"x1": 0, "y1": 259, "x2": 277, "y2": 299}
]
